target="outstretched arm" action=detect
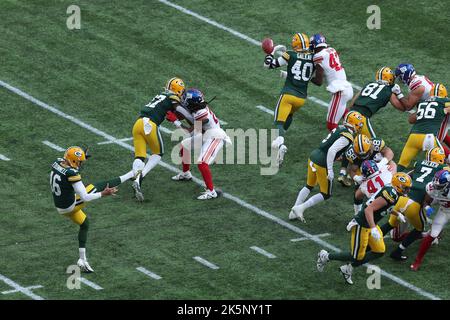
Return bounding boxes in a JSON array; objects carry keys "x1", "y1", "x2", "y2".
[{"x1": 72, "y1": 181, "x2": 117, "y2": 202}]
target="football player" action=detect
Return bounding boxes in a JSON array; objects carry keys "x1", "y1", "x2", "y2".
[
  {"x1": 171, "y1": 89, "x2": 230, "y2": 200},
  {"x1": 411, "y1": 169, "x2": 450, "y2": 271},
  {"x1": 316, "y1": 172, "x2": 412, "y2": 285},
  {"x1": 380, "y1": 148, "x2": 446, "y2": 261},
  {"x1": 309, "y1": 33, "x2": 353, "y2": 132},
  {"x1": 50, "y1": 146, "x2": 134, "y2": 272},
  {"x1": 289, "y1": 111, "x2": 364, "y2": 223},
  {"x1": 263, "y1": 33, "x2": 315, "y2": 167},
  {"x1": 131, "y1": 77, "x2": 188, "y2": 201},
  {"x1": 397, "y1": 83, "x2": 450, "y2": 171}
]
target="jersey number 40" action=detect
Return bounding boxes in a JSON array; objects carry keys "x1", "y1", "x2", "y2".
[{"x1": 291, "y1": 61, "x2": 314, "y2": 81}]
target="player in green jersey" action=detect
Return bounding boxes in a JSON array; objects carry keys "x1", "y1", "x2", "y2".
[
  {"x1": 131, "y1": 77, "x2": 190, "y2": 201},
  {"x1": 289, "y1": 111, "x2": 364, "y2": 223},
  {"x1": 338, "y1": 67, "x2": 404, "y2": 186},
  {"x1": 316, "y1": 172, "x2": 412, "y2": 285},
  {"x1": 397, "y1": 83, "x2": 450, "y2": 171},
  {"x1": 379, "y1": 147, "x2": 446, "y2": 261},
  {"x1": 264, "y1": 33, "x2": 315, "y2": 167},
  {"x1": 50, "y1": 146, "x2": 134, "y2": 272}
]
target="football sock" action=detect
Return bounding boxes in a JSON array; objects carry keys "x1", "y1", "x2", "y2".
[
  {"x1": 302, "y1": 193, "x2": 324, "y2": 210},
  {"x1": 380, "y1": 222, "x2": 394, "y2": 236},
  {"x1": 444, "y1": 134, "x2": 450, "y2": 149},
  {"x1": 78, "y1": 218, "x2": 89, "y2": 249},
  {"x1": 142, "y1": 154, "x2": 162, "y2": 177},
  {"x1": 198, "y1": 162, "x2": 214, "y2": 191},
  {"x1": 283, "y1": 115, "x2": 293, "y2": 131},
  {"x1": 442, "y1": 144, "x2": 450, "y2": 157},
  {"x1": 120, "y1": 170, "x2": 134, "y2": 183},
  {"x1": 414, "y1": 234, "x2": 434, "y2": 264},
  {"x1": 79, "y1": 248, "x2": 87, "y2": 261},
  {"x1": 180, "y1": 148, "x2": 190, "y2": 172},
  {"x1": 327, "y1": 122, "x2": 338, "y2": 132},
  {"x1": 132, "y1": 158, "x2": 145, "y2": 176},
  {"x1": 399, "y1": 229, "x2": 422, "y2": 250},
  {"x1": 295, "y1": 187, "x2": 310, "y2": 205},
  {"x1": 275, "y1": 122, "x2": 286, "y2": 138},
  {"x1": 341, "y1": 156, "x2": 349, "y2": 173},
  {"x1": 93, "y1": 177, "x2": 121, "y2": 191},
  {"x1": 351, "y1": 252, "x2": 384, "y2": 267},
  {"x1": 353, "y1": 204, "x2": 362, "y2": 215},
  {"x1": 329, "y1": 252, "x2": 353, "y2": 262},
  {"x1": 353, "y1": 195, "x2": 363, "y2": 215}
]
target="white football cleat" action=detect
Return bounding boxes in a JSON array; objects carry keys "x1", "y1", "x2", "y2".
[
  {"x1": 276, "y1": 144, "x2": 288, "y2": 167},
  {"x1": 77, "y1": 259, "x2": 94, "y2": 273},
  {"x1": 339, "y1": 263, "x2": 353, "y2": 285},
  {"x1": 316, "y1": 250, "x2": 329, "y2": 272},
  {"x1": 132, "y1": 178, "x2": 144, "y2": 202},
  {"x1": 290, "y1": 204, "x2": 306, "y2": 223},
  {"x1": 197, "y1": 189, "x2": 218, "y2": 200},
  {"x1": 172, "y1": 171, "x2": 193, "y2": 181}
]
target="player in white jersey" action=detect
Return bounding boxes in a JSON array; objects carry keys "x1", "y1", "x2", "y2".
[
  {"x1": 170, "y1": 88, "x2": 230, "y2": 200},
  {"x1": 411, "y1": 169, "x2": 450, "y2": 270},
  {"x1": 309, "y1": 34, "x2": 353, "y2": 131}
]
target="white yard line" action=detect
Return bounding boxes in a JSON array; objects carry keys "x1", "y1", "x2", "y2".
[
  {"x1": 0, "y1": 154, "x2": 11, "y2": 161},
  {"x1": 291, "y1": 233, "x2": 330, "y2": 242},
  {"x1": 97, "y1": 137, "x2": 134, "y2": 145},
  {"x1": 79, "y1": 277, "x2": 103, "y2": 290},
  {"x1": 2, "y1": 285, "x2": 43, "y2": 295},
  {"x1": 0, "y1": 273, "x2": 44, "y2": 300},
  {"x1": 136, "y1": 267, "x2": 162, "y2": 280},
  {"x1": 250, "y1": 246, "x2": 276, "y2": 259},
  {"x1": 256, "y1": 105, "x2": 274, "y2": 116},
  {"x1": 42, "y1": 140, "x2": 65, "y2": 152},
  {"x1": 193, "y1": 256, "x2": 220, "y2": 270},
  {"x1": 0, "y1": 80, "x2": 441, "y2": 300}
]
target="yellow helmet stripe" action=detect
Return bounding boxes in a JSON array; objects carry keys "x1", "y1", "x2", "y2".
[{"x1": 297, "y1": 33, "x2": 306, "y2": 49}]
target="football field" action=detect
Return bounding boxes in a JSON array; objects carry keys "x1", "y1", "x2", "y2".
[{"x1": 1, "y1": 0, "x2": 449, "y2": 300}]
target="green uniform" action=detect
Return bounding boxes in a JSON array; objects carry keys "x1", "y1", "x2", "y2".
[
  {"x1": 408, "y1": 160, "x2": 444, "y2": 203},
  {"x1": 410, "y1": 97, "x2": 450, "y2": 135},
  {"x1": 310, "y1": 126, "x2": 354, "y2": 167},
  {"x1": 280, "y1": 50, "x2": 315, "y2": 98},
  {"x1": 352, "y1": 82, "x2": 394, "y2": 118},
  {"x1": 50, "y1": 158, "x2": 81, "y2": 209},
  {"x1": 345, "y1": 137, "x2": 386, "y2": 167},
  {"x1": 140, "y1": 91, "x2": 181, "y2": 126},
  {"x1": 355, "y1": 186, "x2": 399, "y2": 228}
]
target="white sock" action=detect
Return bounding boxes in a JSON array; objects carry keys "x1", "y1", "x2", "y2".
[
  {"x1": 142, "y1": 155, "x2": 162, "y2": 177},
  {"x1": 354, "y1": 204, "x2": 362, "y2": 215},
  {"x1": 303, "y1": 193, "x2": 325, "y2": 210},
  {"x1": 272, "y1": 136, "x2": 284, "y2": 148},
  {"x1": 79, "y1": 248, "x2": 86, "y2": 261},
  {"x1": 295, "y1": 187, "x2": 311, "y2": 205},
  {"x1": 132, "y1": 158, "x2": 145, "y2": 176},
  {"x1": 120, "y1": 170, "x2": 134, "y2": 183}
]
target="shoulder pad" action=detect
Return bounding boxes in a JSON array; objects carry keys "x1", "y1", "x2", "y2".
[
  {"x1": 169, "y1": 95, "x2": 181, "y2": 103},
  {"x1": 340, "y1": 130, "x2": 354, "y2": 141},
  {"x1": 382, "y1": 187, "x2": 397, "y2": 204},
  {"x1": 282, "y1": 52, "x2": 290, "y2": 62}
]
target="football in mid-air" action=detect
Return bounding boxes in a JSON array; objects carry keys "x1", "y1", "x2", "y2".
[{"x1": 261, "y1": 38, "x2": 274, "y2": 54}]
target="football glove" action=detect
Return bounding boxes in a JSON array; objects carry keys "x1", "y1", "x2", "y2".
[
  {"x1": 353, "y1": 175, "x2": 363, "y2": 185},
  {"x1": 392, "y1": 84, "x2": 402, "y2": 95},
  {"x1": 264, "y1": 54, "x2": 274, "y2": 67},
  {"x1": 370, "y1": 227, "x2": 382, "y2": 241},
  {"x1": 424, "y1": 205, "x2": 434, "y2": 218}
]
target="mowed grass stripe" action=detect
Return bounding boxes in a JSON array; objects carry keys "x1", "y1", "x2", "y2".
[{"x1": 0, "y1": 79, "x2": 440, "y2": 300}]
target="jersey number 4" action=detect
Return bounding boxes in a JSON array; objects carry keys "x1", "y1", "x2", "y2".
[
  {"x1": 329, "y1": 51, "x2": 342, "y2": 71},
  {"x1": 50, "y1": 171, "x2": 62, "y2": 196},
  {"x1": 366, "y1": 176, "x2": 385, "y2": 194}
]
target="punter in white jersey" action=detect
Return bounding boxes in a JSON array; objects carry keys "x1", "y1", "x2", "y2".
[
  {"x1": 411, "y1": 169, "x2": 450, "y2": 270},
  {"x1": 309, "y1": 33, "x2": 353, "y2": 131},
  {"x1": 352, "y1": 159, "x2": 394, "y2": 215},
  {"x1": 170, "y1": 88, "x2": 231, "y2": 200}
]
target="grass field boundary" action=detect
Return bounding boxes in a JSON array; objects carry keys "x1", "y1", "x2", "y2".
[
  {"x1": 0, "y1": 79, "x2": 440, "y2": 300},
  {"x1": 0, "y1": 273, "x2": 45, "y2": 300}
]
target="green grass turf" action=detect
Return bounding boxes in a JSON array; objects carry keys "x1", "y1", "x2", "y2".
[{"x1": 0, "y1": 0, "x2": 449, "y2": 299}]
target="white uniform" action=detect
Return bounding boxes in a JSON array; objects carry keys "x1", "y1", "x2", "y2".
[
  {"x1": 408, "y1": 75, "x2": 434, "y2": 102},
  {"x1": 425, "y1": 182, "x2": 450, "y2": 237},
  {"x1": 360, "y1": 163, "x2": 393, "y2": 198},
  {"x1": 183, "y1": 106, "x2": 230, "y2": 165},
  {"x1": 313, "y1": 47, "x2": 353, "y2": 127}
]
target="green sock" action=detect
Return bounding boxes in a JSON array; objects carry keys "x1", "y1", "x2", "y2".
[
  {"x1": 78, "y1": 218, "x2": 89, "y2": 248},
  {"x1": 93, "y1": 177, "x2": 121, "y2": 191},
  {"x1": 380, "y1": 222, "x2": 394, "y2": 236},
  {"x1": 283, "y1": 115, "x2": 293, "y2": 131},
  {"x1": 275, "y1": 122, "x2": 286, "y2": 137},
  {"x1": 351, "y1": 252, "x2": 384, "y2": 267},
  {"x1": 329, "y1": 252, "x2": 353, "y2": 262}
]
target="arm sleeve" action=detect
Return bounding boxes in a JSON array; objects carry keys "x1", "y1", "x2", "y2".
[
  {"x1": 326, "y1": 137, "x2": 350, "y2": 171},
  {"x1": 175, "y1": 105, "x2": 194, "y2": 123},
  {"x1": 72, "y1": 181, "x2": 102, "y2": 202}
]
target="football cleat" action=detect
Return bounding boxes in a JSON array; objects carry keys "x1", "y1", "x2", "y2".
[
  {"x1": 197, "y1": 189, "x2": 218, "y2": 200},
  {"x1": 338, "y1": 173, "x2": 353, "y2": 187},
  {"x1": 172, "y1": 171, "x2": 193, "y2": 181},
  {"x1": 316, "y1": 250, "x2": 329, "y2": 272},
  {"x1": 77, "y1": 259, "x2": 94, "y2": 273},
  {"x1": 290, "y1": 204, "x2": 306, "y2": 223},
  {"x1": 410, "y1": 262, "x2": 420, "y2": 272},
  {"x1": 339, "y1": 264, "x2": 353, "y2": 285},
  {"x1": 389, "y1": 249, "x2": 408, "y2": 261},
  {"x1": 132, "y1": 173, "x2": 144, "y2": 202},
  {"x1": 276, "y1": 144, "x2": 288, "y2": 167}
]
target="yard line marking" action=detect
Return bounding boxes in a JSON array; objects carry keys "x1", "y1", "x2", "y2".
[
  {"x1": 256, "y1": 105, "x2": 274, "y2": 115},
  {"x1": 0, "y1": 273, "x2": 45, "y2": 300},
  {"x1": 1, "y1": 80, "x2": 440, "y2": 300},
  {"x1": 136, "y1": 267, "x2": 162, "y2": 280},
  {"x1": 291, "y1": 233, "x2": 330, "y2": 242},
  {"x1": 98, "y1": 137, "x2": 133, "y2": 145},
  {"x1": 159, "y1": 125, "x2": 174, "y2": 134},
  {"x1": 218, "y1": 119, "x2": 228, "y2": 126},
  {"x1": 2, "y1": 285, "x2": 43, "y2": 295},
  {"x1": 42, "y1": 140, "x2": 65, "y2": 152},
  {"x1": 250, "y1": 246, "x2": 276, "y2": 259},
  {"x1": 193, "y1": 256, "x2": 219, "y2": 270},
  {"x1": 0, "y1": 154, "x2": 11, "y2": 161},
  {"x1": 158, "y1": 0, "x2": 364, "y2": 108},
  {"x1": 79, "y1": 277, "x2": 103, "y2": 290}
]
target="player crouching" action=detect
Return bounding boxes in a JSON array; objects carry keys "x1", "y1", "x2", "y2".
[
  {"x1": 171, "y1": 89, "x2": 231, "y2": 200},
  {"x1": 316, "y1": 172, "x2": 412, "y2": 285}
]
